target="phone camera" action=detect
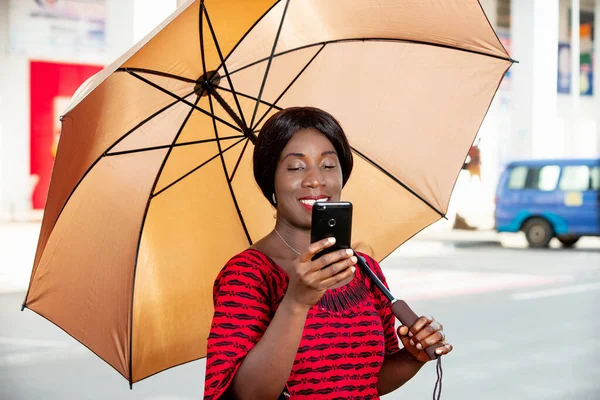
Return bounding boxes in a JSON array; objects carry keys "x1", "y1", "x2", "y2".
[{"x1": 328, "y1": 218, "x2": 336, "y2": 227}]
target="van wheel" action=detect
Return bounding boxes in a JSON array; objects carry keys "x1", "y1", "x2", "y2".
[
  {"x1": 557, "y1": 235, "x2": 580, "y2": 248},
  {"x1": 523, "y1": 218, "x2": 553, "y2": 248}
]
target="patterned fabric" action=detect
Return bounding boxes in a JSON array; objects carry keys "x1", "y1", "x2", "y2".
[{"x1": 204, "y1": 249, "x2": 400, "y2": 400}]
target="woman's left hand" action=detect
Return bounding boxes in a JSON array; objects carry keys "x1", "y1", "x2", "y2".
[{"x1": 397, "y1": 316, "x2": 453, "y2": 363}]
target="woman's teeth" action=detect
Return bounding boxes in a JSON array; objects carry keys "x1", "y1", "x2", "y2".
[{"x1": 299, "y1": 198, "x2": 328, "y2": 206}]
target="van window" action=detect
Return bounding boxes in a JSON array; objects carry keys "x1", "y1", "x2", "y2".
[
  {"x1": 560, "y1": 165, "x2": 591, "y2": 191},
  {"x1": 591, "y1": 166, "x2": 600, "y2": 190},
  {"x1": 535, "y1": 166, "x2": 561, "y2": 191},
  {"x1": 507, "y1": 165, "x2": 560, "y2": 190},
  {"x1": 508, "y1": 166, "x2": 527, "y2": 189}
]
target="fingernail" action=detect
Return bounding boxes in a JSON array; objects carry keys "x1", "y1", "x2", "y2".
[
  {"x1": 436, "y1": 348, "x2": 443, "y2": 355},
  {"x1": 350, "y1": 256, "x2": 357, "y2": 263},
  {"x1": 346, "y1": 249, "x2": 353, "y2": 256},
  {"x1": 416, "y1": 343, "x2": 422, "y2": 350},
  {"x1": 409, "y1": 340, "x2": 414, "y2": 346},
  {"x1": 408, "y1": 331, "x2": 413, "y2": 337},
  {"x1": 350, "y1": 266, "x2": 356, "y2": 273},
  {"x1": 328, "y1": 237, "x2": 336, "y2": 243}
]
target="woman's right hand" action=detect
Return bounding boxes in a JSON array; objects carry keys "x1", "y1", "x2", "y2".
[{"x1": 283, "y1": 237, "x2": 357, "y2": 311}]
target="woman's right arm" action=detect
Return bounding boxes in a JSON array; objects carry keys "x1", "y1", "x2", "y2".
[{"x1": 229, "y1": 238, "x2": 357, "y2": 400}]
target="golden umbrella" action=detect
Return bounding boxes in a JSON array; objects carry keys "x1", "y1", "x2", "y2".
[{"x1": 22, "y1": 0, "x2": 513, "y2": 386}]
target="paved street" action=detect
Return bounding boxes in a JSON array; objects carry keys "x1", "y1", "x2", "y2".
[{"x1": 1, "y1": 224, "x2": 599, "y2": 399}]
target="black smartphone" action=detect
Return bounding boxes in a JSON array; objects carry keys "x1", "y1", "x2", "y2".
[{"x1": 310, "y1": 201, "x2": 353, "y2": 260}]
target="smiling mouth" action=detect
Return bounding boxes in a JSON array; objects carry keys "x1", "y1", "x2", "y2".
[{"x1": 299, "y1": 197, "x2": 330, "y2": 208}]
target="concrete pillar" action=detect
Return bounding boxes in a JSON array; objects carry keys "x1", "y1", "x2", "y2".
[
  {"x1": 0, "y1": 0, "x2": 30, "y2": 221},
  {"x1": 510, "y1": 0, "x2": 560, "y2": 159},
  {"x1": 569, "y1": 0, "x2": 580, "y2": 156},
  {"x1": 595, "y1": 0, "x2": 600, "y2": 154}
]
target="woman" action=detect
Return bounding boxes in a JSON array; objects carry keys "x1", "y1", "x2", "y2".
[{"x1": 204, "y1": 107, "x2": 452, "y2": 400}]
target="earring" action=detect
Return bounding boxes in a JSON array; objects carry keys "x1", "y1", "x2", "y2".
[{"x1": 272, "y1": 193, "x2": 277, "y2": 205}]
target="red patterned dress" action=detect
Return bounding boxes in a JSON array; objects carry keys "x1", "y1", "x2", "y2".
[{"x1": 204, "y1": 249, "x2": 400, "y2": 400}]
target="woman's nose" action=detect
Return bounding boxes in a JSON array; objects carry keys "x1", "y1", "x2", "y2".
[{"x1": 302, "y1": 167, "x2": 325, "y2": 188}]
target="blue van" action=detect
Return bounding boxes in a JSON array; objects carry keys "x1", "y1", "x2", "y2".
[{"x1": 495, "y1": 158, "x2": 600, "y2": 248}]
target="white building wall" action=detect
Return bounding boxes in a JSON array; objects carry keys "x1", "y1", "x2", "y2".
[
  {"x1": 0, "y1": 0, "x2": 178, "y2": 221},
  {"x1": 556, "y1": 0, "x2": 600, "y2": 158}
]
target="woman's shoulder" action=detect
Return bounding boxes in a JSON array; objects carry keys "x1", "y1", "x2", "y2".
[{"x1": 216, "y1": 249, "x2": 284, "y2": 286}]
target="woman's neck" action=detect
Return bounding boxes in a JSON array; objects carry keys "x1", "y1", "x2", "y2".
[{"x1": 273, "y1": 219, "x2": 310, "y2": 255}]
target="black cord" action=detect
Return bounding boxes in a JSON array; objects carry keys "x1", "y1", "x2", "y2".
[{"x1": 433, "y1": 357, "x2": 443, "y2": 400}]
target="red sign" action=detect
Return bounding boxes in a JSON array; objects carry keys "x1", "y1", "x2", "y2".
[{"x1": 30, "y1": 60, "x2": 103, "y2": 209}]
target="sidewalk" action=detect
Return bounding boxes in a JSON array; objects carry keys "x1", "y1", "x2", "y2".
[{"x1": 2, "y1": 222, "x2": 598, "y2": 294}]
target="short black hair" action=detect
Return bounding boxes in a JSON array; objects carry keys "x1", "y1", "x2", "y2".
[{"x1": 253, "y1": 107, "x2": 354, "y2": 206}]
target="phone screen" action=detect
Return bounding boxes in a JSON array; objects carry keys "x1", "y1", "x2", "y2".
[{"x1": 310, "y1": 201, "x2": 352, "y2": 260}]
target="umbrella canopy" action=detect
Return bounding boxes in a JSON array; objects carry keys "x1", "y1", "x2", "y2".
[{"x1": 23, "y1": 0, "x2": 513, "y2": 385}]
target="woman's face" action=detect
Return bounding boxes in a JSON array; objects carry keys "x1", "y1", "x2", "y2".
[{"x1": 274, "y1": 128, "x2": 343, "y2": 230}]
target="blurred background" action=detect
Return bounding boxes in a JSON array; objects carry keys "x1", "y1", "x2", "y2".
[{"x1": 0, "y1": 0, "x2": 598, "y2": 399}]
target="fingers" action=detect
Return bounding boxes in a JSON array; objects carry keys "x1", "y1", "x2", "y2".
[
  {"x1": 319, "y1": 253, "x2": 357, "y2": 278},
  {"x1": 409, "y1": 315, "x2": 433, "y2": 337},
  {"x1": 400, "y1": 321, "x2": 454, "y2": 357},
  {"x1": 319, "y1": 261, "x2": 356, "y2": 288},
  {"x1": 301, "y1": 237, "x2": 336, "y2": 262},
  {"x1": 435, "y1": 342, "x2": 453, "y2": 356},
  {"x1": 397, "y1": 325, "x2": 409, "y2": 337},
  {"x1": 314, "y1": 247, "x2": 355, "y2": 270},
  {"x1": 410, "y1": 317, "x2": 443, "y2": 350}
]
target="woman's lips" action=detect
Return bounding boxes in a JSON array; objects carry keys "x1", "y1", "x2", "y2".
[{"x1": 299, "y1": 197, "x2": 329, "y2": 211}]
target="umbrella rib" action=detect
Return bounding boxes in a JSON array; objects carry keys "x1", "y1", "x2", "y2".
[
  {"x1": 376, "y1": 64, "x2": 514, "y2": 265},
  {"x1": 152, "y1": 137, "x2": 246, "y2": 198},
  {"x1": 229, "y1": 138, "x2": 250, "y2": 182},
  {"x1": 106, "y1": 90, "x2": 198, "y2": 154},
  {"x1": 350, "y1": 146, "x2": 445, "y2": 219},
  {"x1": 124, "y1": 69, "x2": 243, "y2": 133},
  {"x1": 249, "y1": 0, "x2": 291, "y2": 130},
  {"x1": 221, "y1": 38, "x2": 516, "y2": 81},
  {"x1": 115, "y1": 67, "x2": 197, "y2": 84},
  {"x1": 199, "y1": 0, "x2": 207, "y2": 79},
  {"x1": 127, "y1": 94, "x2": 202, "y2": 388},
  {"x1": 251, "y1": 43, "x2": 326, "y2": 131},
  {"x1": 22, "y1": 307, "x2": 131, "y2": 382},
  {"x1": 207, "y1": 88, "x2": 253, "y2": 245},
  {"x1": 203, "y1": 4, "x2": 248, "y2": 130},
  {"x1": 21, "y1": 88, "x2": 202, "y2": 310},
  {"x1": 215, "y1": 85, "x2": 282, "y2": 111},
  {"x1": 209, "y1": 0, "x2": 283, "y2": 83},
  {"x1": 106, "y1": 135, "x2": 245, "y2": 156}
]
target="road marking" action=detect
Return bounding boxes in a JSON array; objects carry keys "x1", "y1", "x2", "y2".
[{"x1": 513, "y1": 282, "x2": 600, "y2": 300}]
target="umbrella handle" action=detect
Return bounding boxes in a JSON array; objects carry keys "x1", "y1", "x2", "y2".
[
  {"x1": 355, "y1": 255, "x2": 443, "y2": 360},
  {"x1": 391, "y1": 300, "x2": 444, "y2": 360}
]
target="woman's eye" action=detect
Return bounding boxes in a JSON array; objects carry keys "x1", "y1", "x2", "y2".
[
  {"x1": 323, "y1": 164, "x2": 337, "y2": 170},
  {"x1": 288, "y1": 166, "x2": 305, "y2": 171}
]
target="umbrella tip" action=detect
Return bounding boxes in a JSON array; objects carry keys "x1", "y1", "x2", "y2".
[{"x1": 194, "y1": 70, "x2": 221, "y2": 97}]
